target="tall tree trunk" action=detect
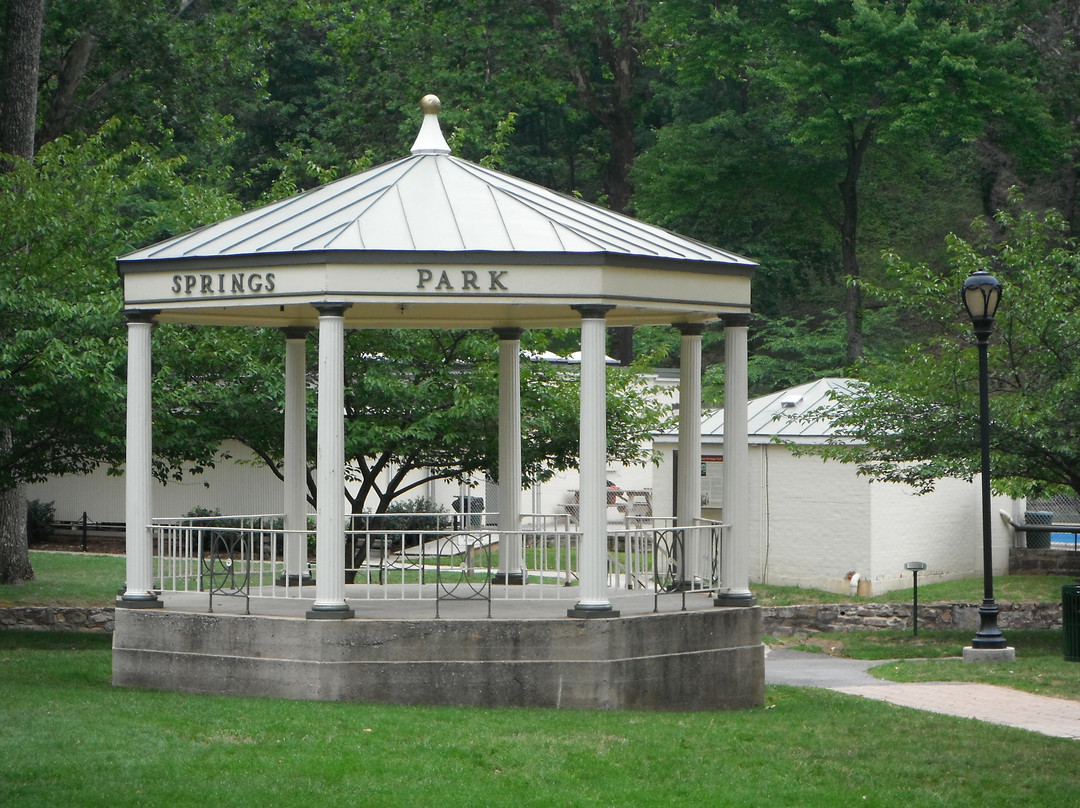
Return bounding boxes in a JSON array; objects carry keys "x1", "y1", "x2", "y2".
[
  {"x1": 0, "y1": 0, "x2": 44, "y2": 584},
  {"x1": 839, "y1": 121, "x2": 872, "y2": 363},
  {"x1": 0, "y1": 0, "x2": 45, "y2": 161},
  {"x1": 36, "y1": 31, "x2": 98, "y2": 148},
  {"x1": 0, "y1": 434, "x2": 33, "y2": 584}
]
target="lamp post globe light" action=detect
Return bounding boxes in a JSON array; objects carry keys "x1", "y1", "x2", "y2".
[{"x1": 961, "y1": 270, "x2": 1014, "y2": 661}]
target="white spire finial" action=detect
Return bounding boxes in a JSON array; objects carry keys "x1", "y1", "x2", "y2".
[{"x1": 411, "y1": 94, "x2": 451, "y2": 155}]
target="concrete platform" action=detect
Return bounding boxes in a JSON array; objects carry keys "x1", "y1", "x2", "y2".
[{"x1": 112, "y1": 589, "x2": 764, "y2": 711}]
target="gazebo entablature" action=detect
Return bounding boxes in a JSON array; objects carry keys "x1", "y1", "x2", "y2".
[{"x1": 115, "y1": 96, "x2": 757, "y2": 619}]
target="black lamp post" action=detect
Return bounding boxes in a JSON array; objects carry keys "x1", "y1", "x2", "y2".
[{"x1": 961, "y1": 269, "x2": 1007, "y2": 650}]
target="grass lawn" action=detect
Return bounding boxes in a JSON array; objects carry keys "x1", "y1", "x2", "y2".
[
  {"x1": 753, "y1": 574, "x2": 1074, "y2": 606},
  {"x1": 0, "y1": 552, "x2": 126, "y2": 607},
  {"x1": 1, "y1": 631, "x2": 1077, "y2": 808}
]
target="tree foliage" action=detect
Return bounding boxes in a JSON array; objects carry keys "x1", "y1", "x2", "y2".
[
  {"x1": 640, "y1": 0, "x2": 1053, "y2": 362},
  {"x1": 799, "y1": 203, "x2": 1080, "y2": 499},
  {"x1": 152, "y1": 327, "x2": 673, "y2": 516},
  {"x1": 0, "y1": 127, "x2": 238, "y2": 488},
  {"x1": 0, "y1": 123, "x2": 235, "y2": 580},
  {"x1": 1, "y1": 0, "x2": 1079, "y2": 549}
]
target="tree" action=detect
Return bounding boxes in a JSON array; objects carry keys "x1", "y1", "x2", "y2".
[
  {"x1": 0, "y1": 0, "x2": 45, "y2": 582},
  {"x1": 153, "y1": 326, "x2": 674, "y2": 517},
  {"x1": 641, "y1": 0, "x2": 1051, "y2": 362},
  {"x1": 0, "y1": 127, "x2": 237, "y2": 584},
  {"x1": 800, "y1": 203, "x2": 1080, "y2": 499},
  {"x1": 0, "y1": 0, "x2": 43, "y2": 160}
]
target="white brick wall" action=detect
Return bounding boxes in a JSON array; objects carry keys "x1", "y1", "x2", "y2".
[
  {"x1": 654, "y1": 437, "x2": 1021, "y2": 596},
  {"x1": 751, "y1": 446, "x2": 872, "y2": 592}
]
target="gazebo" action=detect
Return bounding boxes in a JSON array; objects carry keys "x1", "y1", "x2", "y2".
[{"x1": 112, "y1": 97, "x2": 762, "y2": 710}]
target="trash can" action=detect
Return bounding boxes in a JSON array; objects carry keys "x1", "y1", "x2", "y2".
[
  {"x1": 1025, "y1": 510, "x2": 1053, "y2": 549},
  {"x1": 1064, "y1": 584, "x2": 1080, "y2": 663},
  {"x1": 452, "y1": 496, "x2": 484, "y2": 529}
]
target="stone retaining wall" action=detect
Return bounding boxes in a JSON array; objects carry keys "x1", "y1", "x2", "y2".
[
  {"x1": 761, "y1": 601, "x2": 1063, "y2": 636},
  {"x1": 0, "y1": 600, "x2": 1065, "y2": 637},
  {"x1": 0, "y1": 606, "x2": 115, "y2": 633},
  {"x1": 1009, "y1": 547, "x2": 1080, "y2": 576}
]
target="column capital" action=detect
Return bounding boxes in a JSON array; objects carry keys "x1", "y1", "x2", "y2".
[
  {"x1": 674, "y1": 322, "x2": 706, "y2": 337},
  {"x1": 124, "y1": 309, "x2": 160, "y2": 324},
  {"x1": 721, "y1": 312, "x2": 752, "y2": 329},
  {"x1": 314, "y1": 302, "x2": 352, "y2": 317},
  {"x1": 282, "y1": 326, "x2": 313, "y2": 340},
  {"x1": 493, "y1": 326, "x2": 524, "y2": 341},
  {"x1": 571, "y1": 304, "x2": 615, "y2": 320}
]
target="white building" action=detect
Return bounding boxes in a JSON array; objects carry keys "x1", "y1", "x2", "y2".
[
  {"x1": 653, "y1": 378, "x2": 1019, "y2": 595},
  {"x1": 28, "y1": 367, "x2": 673, "y2": 528}
]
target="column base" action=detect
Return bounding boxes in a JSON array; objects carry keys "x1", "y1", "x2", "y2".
[
  {"x1": 115, "y1": 595, "x2": 163, "y2": 609},
  {"x1": 491, "y1": 571, "x2": 526, "y2": 586},
  {"x1": 305, "y1": 605, "x2": 355, "y2": 620},
  {"x1": 714, "y1": 591, "x2": 757, "y2": 607},
  {"x1": 567, "y1": 605, "x2": 621, "y2": 619}
]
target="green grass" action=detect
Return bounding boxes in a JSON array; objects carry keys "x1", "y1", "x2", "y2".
[
  {"x1": 752, "y1": 574, "x2": 1074, "y2": 606},
  {"x1": 0, "y1": 552, "x2": 125, "y2": 607},
  {"x1": 1, "y1": 631, "x2": 1077, "y2": 808}
]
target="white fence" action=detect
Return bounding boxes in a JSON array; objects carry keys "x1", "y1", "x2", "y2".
[{"x1": 151, "y1": 513, "x2": 725, "y2": 608}]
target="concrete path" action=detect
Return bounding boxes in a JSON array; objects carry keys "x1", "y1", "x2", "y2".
[{"x1": 765, "y1": 646, "x2": 1080, "y2": 740}]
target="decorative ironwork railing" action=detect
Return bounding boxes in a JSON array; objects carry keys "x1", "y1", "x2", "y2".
[{"x1": 150, "y1": 514, "x2": 726, "y2": 612}]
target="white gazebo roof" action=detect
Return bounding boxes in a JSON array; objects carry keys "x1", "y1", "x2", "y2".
[
  {"x1": 694, "y1": 378, "x2": 858, "y2": 445},
  {"x1": 118, "y1": 96, "x2": 754, "y2": 330}
]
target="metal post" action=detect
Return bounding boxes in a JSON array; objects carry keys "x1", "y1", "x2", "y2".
[
  {"x1": 913, "y1": 570, "x2": 918, "y2": 637},
  {"x1": 971, "y1": 323, "x2": 1006, "y2": 649},
  {"x1": 905, "y1": 562, "x2": 926, "y2": 637}
]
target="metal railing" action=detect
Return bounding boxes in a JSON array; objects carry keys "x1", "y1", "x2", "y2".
[
  {"x1": 153, "y1": 514, "x2": 299, "y2": 601},
  {"x1": 150, "y1": 513, "x2": 726, "y2": 609},
  {"x1": 1000, "y1": 510, "x2": 1080, "y2": 551}
]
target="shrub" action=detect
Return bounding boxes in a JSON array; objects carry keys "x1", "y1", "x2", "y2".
[
  {"x1": 26, "y1": 500, "x2": 55, "y2": 545},
  {"x1": 372, "y1": 496, "x2": 447, "y2": 533}
]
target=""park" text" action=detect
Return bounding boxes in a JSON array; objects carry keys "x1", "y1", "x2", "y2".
[{"x1": 416, "y1": 268, "x2": 508, "y2": 291}]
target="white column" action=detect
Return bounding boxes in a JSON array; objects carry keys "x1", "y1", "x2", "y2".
[
  {"x1": 569, "y1": 306, "x2": 618, "y2": 618},
  {"x1": 283, "y1": 327, "x2": 312, "y2": 584},
  {"x1": 715, "y1": 313, "x2": 756, "y2": 606},
  {"x1": 308, "y1": 305, "x2": 354, "y2": 618},
  {"x1": 676, "y1": 323, "x2": 704, "y2": 586},
  {"x1": 494, "y1": 328, "x2": 524, "y2": 584},
  {"x1": 118, "y1": 312, "x2": 161, "y2": 607}
]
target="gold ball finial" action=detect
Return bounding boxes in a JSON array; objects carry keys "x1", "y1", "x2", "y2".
[{"x1": 420, "y1": 94, "x2": 442, "y2": 115}]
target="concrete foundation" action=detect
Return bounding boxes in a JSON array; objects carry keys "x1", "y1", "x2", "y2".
[
  {"x1": 962, "y1": 646, "x2": 1017, "y2": 663},
  {"x1": 112, "y1": 606, "x2": 764, "y2": 711}
]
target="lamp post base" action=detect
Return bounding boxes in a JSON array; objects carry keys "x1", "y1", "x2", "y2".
[
  {"x1": 970, "y1": 600, "x2": 1008, "y2": 649},
  {"x1": 963, "y1": 646, "x2": 1015, "y2": 663}
]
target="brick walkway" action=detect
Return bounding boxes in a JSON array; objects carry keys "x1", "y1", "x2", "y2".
[{"x1": 766, "y1": 647, "x2": 1080, "y2": 740}]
